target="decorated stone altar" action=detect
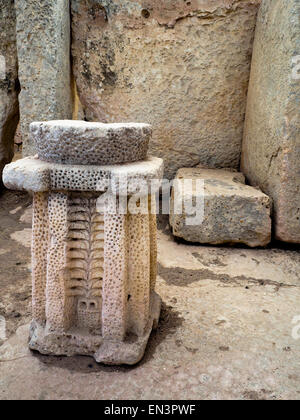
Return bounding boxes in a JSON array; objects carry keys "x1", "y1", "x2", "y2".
[{"x1": 3, "y1": 121, "x2": 163, "y2": 365}]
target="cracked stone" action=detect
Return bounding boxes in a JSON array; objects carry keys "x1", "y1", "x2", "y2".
[{"x1": 71, "y1": 0, "x2": 261, "y2": 178}]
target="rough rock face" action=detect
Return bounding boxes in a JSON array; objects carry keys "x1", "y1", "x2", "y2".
[
  {"x1": 15, "y1": 0, "x2": 73, "y2": 156},
  {"x1": 3, "y1": 155, "x2": 163, "y2": 195},
  {"x1": 31, "y1": 120, "x2": 152, "y2": 165},
  {"x1": 0, "y1": 0, "x2": 19, "y2": 188},
  {"x1": 241, "y1": 0, "x2": 300, "y2": 243},
  {"x1": 170, "y1": 168, "x2": 272, "y2": 247},
  {"x1": 71, "y1": 0, "x2": 261, "y2": 179}
]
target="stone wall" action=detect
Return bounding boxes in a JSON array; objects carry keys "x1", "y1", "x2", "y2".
[
  {"x1": 72, "y1": 0, "x2": 261, "y2": 179},
  {"x1": 2, "y1": 0, "x2": 300, "y2": 245},
  {"x1": 0, "y1": 0, "x2": 19, "y2": 187},
  {"x1": 241, "y1": 0, "x2": 300, "y2": 243}
]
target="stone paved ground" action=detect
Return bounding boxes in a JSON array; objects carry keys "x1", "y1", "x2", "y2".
[{"x1": 0, "y1": 190, "x2": 300, "y2": 400}]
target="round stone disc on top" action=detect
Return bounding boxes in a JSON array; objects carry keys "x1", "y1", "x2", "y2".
[{"x1": 30, "y1": 120, "x2": 152, "y2": 165}]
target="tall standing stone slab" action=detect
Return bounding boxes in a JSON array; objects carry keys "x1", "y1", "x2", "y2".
[
  {"x1": 15, "y1": 0, "x2": 73, "y2": 156},
  {"x1": 241, "y1": 0, "x2": 300, "y2": 243},
  {"x1": 0, "y1": 0, "x2": 19, "y2": 188},
  {"x1": 71, "y1": 0, "x2": 261, "y2": 179}
]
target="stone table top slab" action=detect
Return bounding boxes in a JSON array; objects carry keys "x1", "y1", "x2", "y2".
[{"x1": 2, "y1": 156, "x2": 164, "y2": 194}]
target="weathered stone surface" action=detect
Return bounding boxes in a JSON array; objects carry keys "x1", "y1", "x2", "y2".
[
  {"x1": 4, "y1": 122, "x2": 163, "y2": 364},
  {"x1": 2, "y1": 189, "x2": 300, "y2": 398},
  {"x1": 15, "y1": 0, "x2": 73, "y2": 156},
  {"x1": 0, "y1": 0, "x2": 19, "y2": 188},
  {"x1": 241, "y1": 0, "x2": 300, "y2": 243},
  {"x1": 29, "y1": 292, "x2": 161, "y2": 365},
  {"x1": 3, "y1": 155, "x2": 164, "y2": 194},
  {"x1": 170, "y1": 168, "x2": 272, "y2": 247},
  {"x1": 26, "y1": 188, "x2": 161, "y2": 365},
  {"x1": 71, "y1": 0, "x2": 261, "y2": 179},
  {"x1": 31, "y1": 120, "x2": 152, "y2": 165}
]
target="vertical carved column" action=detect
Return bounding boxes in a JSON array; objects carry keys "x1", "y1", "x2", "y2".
[
  {"x1": 46, "y1": 192, "x2": 69, "y2": 332},
  {"x1": 127, "y1": 200, "x2": 151, "y2": 337},
  {"x1": 32, "y1": 192, "x2": 49, "y2": 324},
  {"x1": 149, "y1": 195, "x2": 158, "y2": 292},
  {"x1": 66, "y1": 193, "x2": 104, "y2": 332},
  {"x1": 102, "y1": 194, "x2": 128, "y2": 341}
]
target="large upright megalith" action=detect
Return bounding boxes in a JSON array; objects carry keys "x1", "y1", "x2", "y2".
[
  {"x1": 241, "y1": 0, "x2": 300, "y2": 243},
  {"x1": 170, "y1": 168, "x2": 272, "y2": 247},
  {"x1": 72, "y1": 0, "x2": 261, "y2": 179},
  {"x1": 0, "y1": 0, "x2": 19, "y2": 187},
  {"x1": 15, "y1": 0, "x2": 73, "y2": 156}
]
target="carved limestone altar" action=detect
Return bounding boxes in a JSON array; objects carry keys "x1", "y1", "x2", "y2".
[{"x1": 3, "y1": 121, "x2": 163, "y2": 365}]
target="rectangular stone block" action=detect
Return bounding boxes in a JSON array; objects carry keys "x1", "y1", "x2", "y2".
[
  {"x1": 170, "y1": 168, "x2": 272, "y2": 247},
  {"x1": 241, "y1": 0, "x2": 300, "y2": 243}
]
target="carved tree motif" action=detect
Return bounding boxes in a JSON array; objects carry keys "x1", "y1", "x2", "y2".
[{"x1": 66, "y1": 193, "x2": 104, "y2": 331}]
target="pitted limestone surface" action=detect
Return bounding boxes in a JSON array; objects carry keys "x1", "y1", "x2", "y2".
[
  {"x1": 66, "y1": 193, "x2": 104, "y2": 334},
  {"x1": 31, "y1": 121, "x2": 152, "y2": 165},
  {"x1": 47, "y1": 192, "x2": 69, "y2": 332}
]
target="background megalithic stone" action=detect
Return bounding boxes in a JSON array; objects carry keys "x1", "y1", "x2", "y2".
[
  {"x1": 241, "y1": 0, "x2": 300, "y2": 243},
  {"x1": 0, "y1": 0, "x2": 19, "y2": 189},
  {"x1": 71, "y1": 0, "x2": 261, "y2": 179},
  {"x1": 3, "y1": 121, "x2": 164, "y2": 365}
]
